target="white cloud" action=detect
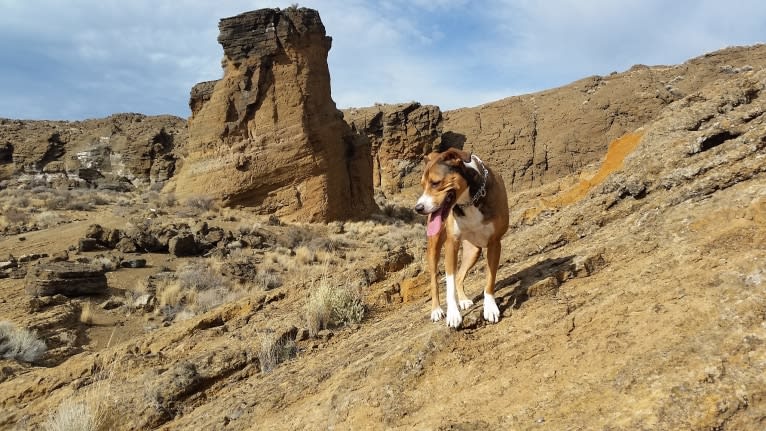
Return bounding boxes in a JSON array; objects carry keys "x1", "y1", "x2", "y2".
[{"x1": 0, "y1": 0, "x2": 764, "y2": 119}]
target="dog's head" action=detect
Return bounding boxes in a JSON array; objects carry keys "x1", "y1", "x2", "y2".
[{"x1": 415, "y1": 148, "x2": 473, "y2": 236}]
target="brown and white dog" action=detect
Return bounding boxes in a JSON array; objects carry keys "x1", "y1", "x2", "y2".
[{"x1": 415, "y1": 148, "x2": 509, "y2": 328}]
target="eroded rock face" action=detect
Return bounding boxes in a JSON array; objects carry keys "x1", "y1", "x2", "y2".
[
  {"x1": 174, "y1": 8, "x2": 376, "y2": 222},
  {"x1": 442, "y1": 44, "x2": 766, "y2": 194},
  {"x1": 343, "y1": 103, "x2": 442, "y2": 198},
  {"x1": 0, "y1": 114, "x2": 186, "y2": 188}
]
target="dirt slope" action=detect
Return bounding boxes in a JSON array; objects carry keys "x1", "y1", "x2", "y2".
[{"x1": 1, "y1": 51, "x2": 765, "y2": 431}]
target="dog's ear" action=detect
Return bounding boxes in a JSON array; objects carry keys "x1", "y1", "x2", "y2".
[
  {"x1": 441, "y1": 148, "x2": 472, "y2": 167},
  {"x1": 424, "y1": 152, "x2": 439, "y2": 164}
]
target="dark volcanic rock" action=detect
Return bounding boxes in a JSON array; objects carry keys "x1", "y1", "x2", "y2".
[
  {"x1": 78, "y1": 238, "x2": 100, "y2": 252},
  {"x1": 169, "y1": 233, "x2": 198, "y2": 257},
  {"x1": 25, "y1": 262, "x2": 107, "y2": 297}
]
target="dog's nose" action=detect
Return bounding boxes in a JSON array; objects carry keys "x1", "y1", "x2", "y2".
[{"x1": 414, "y1": 203, "x2": 425, "y2": 214}]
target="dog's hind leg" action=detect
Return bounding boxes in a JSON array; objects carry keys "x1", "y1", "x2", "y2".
[
  {"x1": 428, "y1": 230, "x2": 447, "y2": 322},
  {"x1": 483, "y1": 238, "x2": 501, "y2": 323},
  {"x1": 456, "y1": 240, "x2": 481, "y2": 310}
]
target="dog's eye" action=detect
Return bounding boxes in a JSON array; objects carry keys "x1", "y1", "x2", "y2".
[{"x1": 430, "y1": 180, "x2": 441, "y2": 188}]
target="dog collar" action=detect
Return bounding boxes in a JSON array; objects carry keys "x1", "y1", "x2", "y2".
[{"x1": 457, "y1": 154, "x2": 488, "y2": 209}]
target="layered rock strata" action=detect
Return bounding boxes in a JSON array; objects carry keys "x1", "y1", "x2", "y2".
[
  {"x1": 175, "y1": 8, "x2": 376, "y2": 222},
  {"x1": 343, "y1": 103, "x2": 442, "y2": 198},
  {"x1": 0, "y1": 114, "x2": 185, "y2": 188}
]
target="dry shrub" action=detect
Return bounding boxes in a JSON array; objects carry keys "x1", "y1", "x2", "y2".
[
  {"x1": 177, "y1": 262, "x2": 226, "y2": 291},
  {"x1": 34, "y1": 211, "x2": 63, "y2": 228},
  {"x1": 157, "y1": 262, "x2": 239, "y2": 320},
  {"x1": 0, "y1": 320, "x2": 47, "y2": 363},
  {"x1": 304, "y1": 276, "x2": 365, "y2": 337},
  {"x1": 264, "y1": 249, "x2": 292, "y2": 268},
  {"x1": 44, "y1": 398, "x2": 104, "y2": 431},
  {"x1": 184, "y1": 195, "x2": 216, "y2": 212},
  {"x1": 44, "y1": 349, "x2": 116, "y2": 431},
  {"x1": 295, "y1": 246, "x2": 316, "y2": 265},
  {"x1": 44, "y1": 191, "x2": 70, "y2": 210},
  {"x1": 3, "y1": 207, "x2": 30, "y2": 225},
  {"x1": 157, "y1": 280, "x2": 191, "y2": 310},
  {"x1": 254, "y1": 271, "x2": 282, "y2": 290},
  {"x1": 258, "y1": 333, "x2": 297, "y2": 374}
]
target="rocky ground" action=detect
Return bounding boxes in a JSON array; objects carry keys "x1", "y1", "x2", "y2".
[
  {"x1": 1, "y1": 61, "x2": 765, "y2": 430},
  {"x1": 1, "y1": 6, "x2": 765, "y2": 429}
]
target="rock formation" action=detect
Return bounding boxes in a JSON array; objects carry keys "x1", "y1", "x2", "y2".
[
  {"x1": 0, "y1": 114, "x2": 185, "y2": 188},
  {"x1": 25, "y1": 262, "x2": 107, "y2": 297},
  {"x1": 442, "y1": 44, "x2": 766, "y2": 193},
  {"x1": 173, "y1": 7, "x2": 376, "y2": 222},
  {"x1": 343, "y1": 103, "x2": 442, "y2": 198}
]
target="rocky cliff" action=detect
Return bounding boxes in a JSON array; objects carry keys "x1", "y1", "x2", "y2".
[
  {"x1": 343, "y1": 103, "x2": 442, "y2": 198},
  {"x1": 442, "y1": 44, "x2": 766, "y2": 194},
  {"x1": 173, "y1": 7, "x2": 376, "y2": 222},
  {"x1": 0, "y1": 114, "x2": 185, "y2": 189}
]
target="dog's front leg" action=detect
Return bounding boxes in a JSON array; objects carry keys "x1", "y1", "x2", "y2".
[
  {"x1": 428, "y1": 230, "x2": 446, "y2": 321},
  {"x1": 444, "y1": 235, "x2": 462, "y2": 328},
  {"x1": 483, "y1": 238, "x2": 501, "y2": 323}
]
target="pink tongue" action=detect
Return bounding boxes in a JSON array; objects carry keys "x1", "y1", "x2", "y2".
[{"x1": 427, "y1": 211, "x2": 443, "y2": 237}]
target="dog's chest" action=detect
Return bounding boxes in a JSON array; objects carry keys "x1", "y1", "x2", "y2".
[{"x1": 452, "y1": 206, "x2": 494, "y2": 247}]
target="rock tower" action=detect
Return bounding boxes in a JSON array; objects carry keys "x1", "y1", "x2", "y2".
[{"x1": 173, "y1": 7, "x2": 376, "y2": 222}]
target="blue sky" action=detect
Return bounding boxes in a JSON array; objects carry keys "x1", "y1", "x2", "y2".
[{"x1": 0, "y1": 0, "x2": 764, "y2": 120}]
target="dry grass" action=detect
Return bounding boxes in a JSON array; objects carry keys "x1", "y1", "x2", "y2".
[
  {"x1": 258, "y1": 332, "x2": 297, "y2": 374},
  {"x1": 304, "y1": 274, "x2": 366, "y2": 337},
  {"x1": 254, "y1": 271, "x2": 282, "y2": 290},
  {"x1": 0, "y1": 320, "x2": 47, "y2": 363},
  {"x1": 44, "y1": 333, "x2": 118, "y2": 431},
  {"x1": 295, "y1": 245, "x2": 316, "y2": 265},
  {"x1": 155, "y1": 261, "x2": 245, "y2": 320},
  {"x1": 80, "y1": 303, "x2": 94, "y2": 325},
  {"x1": 44, "y1": 397, "x2": 105, "y2": 431}
]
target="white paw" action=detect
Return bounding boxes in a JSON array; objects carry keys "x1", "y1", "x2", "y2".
[
  {"x1": 446, "y1": 306, "x2": 462, "y2": 328},
  {"x1": 431, "y1": 308, "x2": 445, "y2": 322},
  {"x1": 458, "y1": 298, "x2": 474, "y2": 310},
  {"x1": 483, "y1": 293, "x2": 500, "y2": 323}
]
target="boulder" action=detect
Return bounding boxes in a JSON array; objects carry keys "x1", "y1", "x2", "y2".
[
  {"x1": 25, "y1": 262, "x2": 107, "y2": 297},
  {"x1": 169, "y1": 233, "x2": 198, "y2": 257},
  {"x1": 120, "y1": 258, "x2": 147, "y2": 269},
  {"x1": 78, "y1": 238, "x2": 100, "y2": 252}
]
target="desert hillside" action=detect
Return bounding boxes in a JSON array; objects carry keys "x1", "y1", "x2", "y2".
[{"x1": 1, "y1": 7, "x2": 765, "y2": 431}]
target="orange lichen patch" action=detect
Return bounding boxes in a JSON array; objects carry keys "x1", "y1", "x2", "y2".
[{"x1": 546, "y1": 131, "x2": 644, "y2": 208}]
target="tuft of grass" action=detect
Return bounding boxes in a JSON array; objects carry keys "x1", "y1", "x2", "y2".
[
  {"x1": 184, "y1": 195, "x2": 216, "y2": 212},
  {"x1": 254, "y1": 271, "x2": 282, "y2": 290},
  {"x1": 80, "y1": 303, "x2": 94, "y2": 325},
  {"x1": 44, "y1": 346, "x2": 116, "y2": 431},
  {"x1": 0, "y1": 320, "x2": 47, "y2": 363},
  {"x1": 294, "y1": 246, "x2": 316, "y2": 265},
  {"x1": 44, "y1": 398, "x2": 104, "y2": 431},
  {"x1": 156, "y1": 262, "x2": 241, "y2": 321},
  {"x1": 258, "y1": 333, "x2": 297, "y2": 374},
  {"x1": 177, "y1": 262, "x2": 226, "y2": 291},
  {"x1": 304, "y1": 276, "x2": 365, "y2": 337}
]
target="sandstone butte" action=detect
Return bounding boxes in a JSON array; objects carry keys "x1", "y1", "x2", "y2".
[
  {"x1": 169, "y1": 8, "x2": 376, "y2": 222},
  {"x1": 1, "y1": 6, "x2": 766, "y2": 431}
]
